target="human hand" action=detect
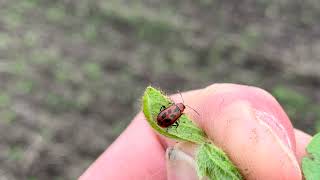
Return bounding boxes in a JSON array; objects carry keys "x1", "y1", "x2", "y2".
[{"x1": 80, "y1": 84, "x2": 311, "y2": 180}]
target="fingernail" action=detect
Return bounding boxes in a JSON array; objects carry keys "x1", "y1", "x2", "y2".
[
  {"x1": 166, "y1": 144, "x2": 205, "y2": 180},
  {"x1": 254, "y1": 109, "x2": 293, "y2": 150},
  {"x1": 254, "y1": 109, "x2": 300, "y2": 170}
]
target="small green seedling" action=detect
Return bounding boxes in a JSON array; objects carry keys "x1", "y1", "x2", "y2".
[
  {"x1": 302, "y1": 132, "x2": 320, "y2": 180},
  {"x1": 142, "y1": 86, "x2": 242, "y2": 180}
]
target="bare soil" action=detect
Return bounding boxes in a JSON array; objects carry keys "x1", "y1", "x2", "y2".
[{"x1": 0, "y1": 0, "x2": 319, "y2": 179}]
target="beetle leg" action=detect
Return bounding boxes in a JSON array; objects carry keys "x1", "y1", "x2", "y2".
[
  {"x1": 174, "y1": 121, "x2": 179, "y2": 128},
  {"x1": 160, "y1": 105, "x2": 166, "y2": 111},
  {"x1": 170, "y1": 121, "x2": 179, "y2": 133},
  {"x1": 176, "y1": 121, "x2": 179, "y2": 132}
]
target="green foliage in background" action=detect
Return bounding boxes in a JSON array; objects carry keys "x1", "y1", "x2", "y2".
[
  {"x1": 272, "y1": 86, "x2": 309, "y2": 117},
  {"x1": 8, "y1": 146, "x2": 24, "y2": 161},
  {"x1": 272, "y1": 86, "x2": 320, "y2": 133}
]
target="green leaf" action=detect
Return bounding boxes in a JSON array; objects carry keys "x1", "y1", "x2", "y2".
[
  {"x1": 142, "y1": 86, "x2": 207, "y2": 144},
  {"x1": 196, "y1": 143, "x2": 242, "y2": 180},
  {"x1": 302, "y1": 132, "x2": 320, "y2": 180}
]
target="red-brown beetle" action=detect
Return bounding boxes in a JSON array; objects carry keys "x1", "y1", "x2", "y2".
[
  {"x1": 157, "y1": 103, "x2": 185, "y2": 128},
  {"x1": 156, "y1": 93, "x2": 199, "y2": 128}
]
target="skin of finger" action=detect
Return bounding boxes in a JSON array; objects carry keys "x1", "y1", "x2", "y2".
[
  {"x1": 294, "y1": 129, "x2": 312, "y2": 165},
  {"x1": 80, "y1": 83, "x2": 309, "y2": 179},
  {"x1": 79, "y1": 113, "x2": 167, "y2": 180}
]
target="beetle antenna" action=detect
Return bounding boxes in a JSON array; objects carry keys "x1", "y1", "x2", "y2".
[
  {"x1": 177, "y1": 90, "x2": 200, "y2": 116},
  {"x1": 177, "y1": 90, "x2": 184, "y2": 104},
  {"x1": 185, "y1": 104, "x2": 200, "y2": 116}
]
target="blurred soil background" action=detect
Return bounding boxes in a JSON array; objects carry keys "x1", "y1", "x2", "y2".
[{"x1": 0, "y1": 0, "x2": 320, "y2": 179}]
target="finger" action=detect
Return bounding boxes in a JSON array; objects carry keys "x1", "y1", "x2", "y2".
[
  {"x1": 79, "y1": 113, "x2": 166, "y2": 180},
  {"x1": 294, "y1": 129, "x2": 312, "y2": 164},
  {"x1": 163, "y1": 83, "x2": 301, "y2": 180}
]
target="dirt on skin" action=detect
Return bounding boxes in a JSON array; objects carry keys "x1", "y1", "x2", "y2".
[{"x1": 0, "y1": 0, "x2": 319, "y2": 179}]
